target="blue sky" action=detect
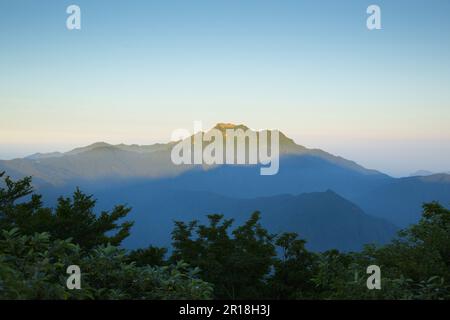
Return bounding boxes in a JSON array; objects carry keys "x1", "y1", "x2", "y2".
[{"x1": 0, "y1": 0, "x2": 449, "y2": 176}]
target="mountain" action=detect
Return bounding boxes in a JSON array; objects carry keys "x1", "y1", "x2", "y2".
[
  {"x1": 81, "y1": 185, "x2": 397, "y2": 252},
  {"x1": 26, "y1": 152, "x2": 64, "y2": 160},
  {"x1": 356, "y1": 174, "x2": 450, "y2": 226},
  {"x1": 0, "y1": 142, "x2": 185, "y2": 186},
  {"x1": 1, "y1": 123, "x2": 449, "y2": 239},
  {"x1": 410, "y1": 170, "x2": 450, "y2": 177},
  {"x1": 0, "y1": 124, "x2": 385, "y2": 186}
]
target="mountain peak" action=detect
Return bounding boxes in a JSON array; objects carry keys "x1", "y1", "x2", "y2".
[
  {"x1": 208, "y1": 123, "x2": 305, "y2": 152},
  {"x1": 213, "y1": 123, "x2": 249, "y2": 131},
  {"x1": 67, "y1": 142, "x2": 113, "y2": 155},
  {"x1": 87, "y1": 142, "x2": 112, "y2": 148}
]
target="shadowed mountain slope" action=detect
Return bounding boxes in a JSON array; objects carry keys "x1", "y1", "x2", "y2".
[{"x1": 1, "y1": 124, "x2": 449, "y2": 230}]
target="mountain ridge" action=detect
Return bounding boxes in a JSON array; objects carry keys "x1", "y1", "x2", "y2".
[
  {"x1": 1, "y1": 123, "x2": 449, "y2": 231},
  {"x1": 0, "y1": 123, "x2": 387, "y2": 185},
  {"x1": 82, "y1": 186, "x2": 398, "y2": 252}
]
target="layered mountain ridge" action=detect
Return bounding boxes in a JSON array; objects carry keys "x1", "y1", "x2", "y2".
[
  {"x1": 1, "y1": 124, "x2": 384, "y2": 185},
  {"x1": 1, "y1": 123, "x2": 449, "y2": 250}
]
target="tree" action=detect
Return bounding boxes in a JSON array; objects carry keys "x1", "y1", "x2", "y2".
[
  {"x1": 0, "y1": 172, "x2": 212, "y2": 300},
  {"x1": 171, "y1": 212, "x2": 276, "y2": 299},
  {"x1": 359, "y1": 202, "x2": 450, "y2": 299},
  {"x1": 51, "y1": 189, "x2": 133, "y2": 249},
  {"x1": 2, "y1": 171, "x2": 450, "y2": 300},
  {"x1": 126, "y1": 246, "x2": 168, "y2": 267},
  {"x1": 0, "y1": 228, "x2": 212, "y2": 300},
  {"x1": 269, "y1": 232, "x2": 318, "y2": 299},
  {"x1": 0, "y1": 172, "x2": 133, "y2": 250}
]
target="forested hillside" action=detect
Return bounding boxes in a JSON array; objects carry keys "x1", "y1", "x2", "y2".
[{"x1": 1, "y1": 172, "x2": 448, "y2": 299}]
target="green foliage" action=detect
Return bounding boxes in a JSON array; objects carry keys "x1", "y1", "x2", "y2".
[
  {"x1": 126, "y1": 246, "x2": 168, "y2": 267},
  {"x1": 1, "y1": 171, "x2": 449, "y2": 300},
  {"x1": 0, "y1": 172, "x2": 212, "y2": 300},
  {"x1": 270, "y1": 232, "x2": 318, "y2": 299},
  {"x1": 171, "y1": 212, "x2": 276, "y2": 299},
  {"x1": 171, "y1": 203, "x2": 450, "y2": 300},
  {"x1": 308, "y1": 202, "x2": 450, "y2": 299},
  {"x1": 356, "y1": 202, "x2": 450, "y2": 299},
  {"x1": 51, "y1": 189, "x2": 134, "y2": 250},
  {"x1": 0, "y1": 228, "x2": 80, "y2": 299},
  {"x1": 0, "y1": 172, "x2": 133, "y2": 250},
  {"x1": 0, "y1": 228, "x2": 212, "y2": 299}
]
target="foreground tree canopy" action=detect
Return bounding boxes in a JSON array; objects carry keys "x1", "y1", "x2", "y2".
[{"x1": 0, "y1": 172, "x2": 449, "y2": 299}]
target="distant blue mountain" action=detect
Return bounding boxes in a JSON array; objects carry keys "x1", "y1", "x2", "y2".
[
  {"x1": 1, "y1": 124, "x2": 449, "y2": 250},
  {"x1": 86, "y1": 185, "x2": 398, "y2": 252},
  {"x1": 0, "y1": 124, "x2": 384, "y2": 187},
  {"x1": 355, "y1": 174, "x2": 450, "y2": 226}
]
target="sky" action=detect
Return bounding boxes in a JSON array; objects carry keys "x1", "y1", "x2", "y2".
[{"x1": 0, "y1": 0, "x2": 449, "y2": 176}]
